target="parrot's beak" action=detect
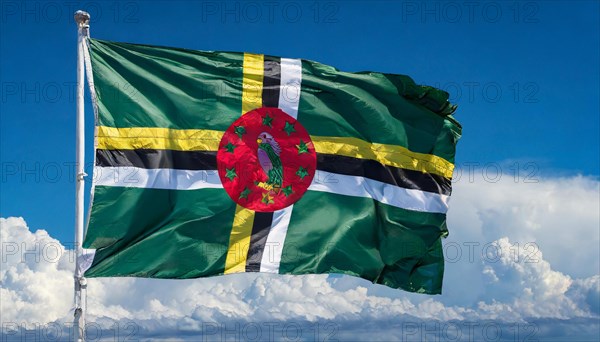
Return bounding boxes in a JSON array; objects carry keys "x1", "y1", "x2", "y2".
[{"x1": 256, "y1": 138, "x2": 262, "y2": 144}]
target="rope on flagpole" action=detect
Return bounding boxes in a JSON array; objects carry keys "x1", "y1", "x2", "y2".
[{"x1": 74, "y1": 10, "x2": 90, "y2": 342}]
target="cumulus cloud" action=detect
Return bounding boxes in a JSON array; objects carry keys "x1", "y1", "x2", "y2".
[
  {"x1": 1, "y1": 217, "x2": 75, "y2": 324},
  {"x1": 448, "y1": 172, "x2": 600, "y2": 279},
  {"x1": 1, "y1": 173, "x2": 599, "y2": 340},
  {"x1": 474, "y1": 237, "x2": 588, "y2": 320}
]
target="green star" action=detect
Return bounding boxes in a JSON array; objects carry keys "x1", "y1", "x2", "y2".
[
  {"x1": 225, "y1": 167, "x2": 237, "y2": 181},
  {"x1": 239, "y1": 187, "x2": 251, "y2": 200},
  {"x1": 262, "y1": 114, "x2": 273, "y2": 127},
  {"x1": 283, "y1": 121, "x2": 296, "y2": 136},
  {"x1": 261, "y1": 192, "x2": 274, "y2": 205},
  {"x1": 296, "y1": 166, "x2": 309, "y2": 179},
  {"x1": 296, "y1": 139, "x2": 309, "y2": 154},
  {"x1": 281, "y1": 185, "x2": 294, "y2": 197},
  {"x1": 234, "y1": 125, "x2": 246, "y2": 139},
  {"x1": 224, "y1": 142, "x2": 236, "y2": 153}
]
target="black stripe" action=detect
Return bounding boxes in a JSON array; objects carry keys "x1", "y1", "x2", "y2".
[
  {"x1": 245, "y1": 211, "x2": 274, "y2": 272},
  {"x1": 262, "y1": 56, "x2": 281, "y2": 108},
  {"x1": 96, "y1": 149, "x2": 217, "y2": 170},
  {"x1": 245, "y1": 56, "x2": 280, "y2": 272},
  {"x1": 317, "y1": 154, "x2": 452, "y2": 195},
  {"x1": 96, "y1": 149, "x2": 451, "y2": 195}
]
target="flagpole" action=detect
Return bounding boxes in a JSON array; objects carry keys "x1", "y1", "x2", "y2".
[{"x1": 74, "y1": 10, "x2": 90, "y2": 342}]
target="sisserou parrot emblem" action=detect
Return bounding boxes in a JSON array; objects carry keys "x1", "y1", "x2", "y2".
[
  {"x1": 257, "y1": 132, "x2": 283, "y2": 192},
  {"x1": 217, "y1": 107, "x2": 317, "y2": 212}
]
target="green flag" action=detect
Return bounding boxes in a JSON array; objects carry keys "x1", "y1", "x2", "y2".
[{"x1": 83, "y1": 38, "x2": 461, "y2": 294}]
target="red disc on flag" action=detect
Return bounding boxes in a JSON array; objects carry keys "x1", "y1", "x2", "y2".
[{"x1": 217, "y1": 107, "x2": 317, "y2": 212}]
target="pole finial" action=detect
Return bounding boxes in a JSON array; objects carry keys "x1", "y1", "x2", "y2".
[{"x1": 74, "y1": 10, "x2": 90, "y2": 27}]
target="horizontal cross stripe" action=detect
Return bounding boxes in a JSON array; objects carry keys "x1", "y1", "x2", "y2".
[
  {"x1": 311, "y1": 136, "x2": 454, "y2": 179},
  {"x1": 96, "y1": 149, "x2": 450, "y2": 195},
  {"x1": 96, "y1": 126, "x2": 453, "y2": 179},
  {"x1": 309, "y1": 170, "x2": 449, "y2": 214},
  {"x1": 93, "y1": 166, "x2": 448, "y2": 213},
  {"x1": 317, "y1": 154, "x2": 451, "y2": 195},
  {"x1": 94, "y1": 166, "x2": 222, "y2": 190},
  {"x1": 96, "y1": 149, "x2": 217, "y2": 170},
  {"x1": 97, "y1": 126, "x2": 222, "y2": 151}
]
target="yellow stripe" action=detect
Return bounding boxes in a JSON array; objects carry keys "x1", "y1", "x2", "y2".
[
  {"x1": 96, "y1": 126, "x2": 454, "y2": 179},
  {"x1": 223, "y1": 53, "x2": 264, "y2": 274},
  {"x1": 96, "y1": 126, "x2": 222, "y2": 151},
  {"x1": 241, "y1": 53, "x2": 264, "y2": 115},
  {"x1": 311, "y1": 136, "x2": 454, "y2": 179},
  {"x1": 223, "y1": 205, "x2": 256, "y2": 274}
]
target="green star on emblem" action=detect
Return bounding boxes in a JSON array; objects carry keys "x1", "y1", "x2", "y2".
[
  {"x1": 239, "y1": 187, "x2": 251, "y2": 200},
  {"x1": 283, "y1": 121, "x2": 296, "y2": 136},
  {"x1": 224, "y1": 142, "x2": 236, "y2": 153},
  {"x1": 225, "y1": 167, "x2": 237, "y2": 181},
  {"x1": 261, "y1": 192, "x2": 275, "y2": 205},
  {"x1": 296, "y1": 139, "x2": 309, "y2": 154},
  {"x1": 281, "y1": 185, "x2": 294, "y2": 197},
  {"x1": 296, "y1": 166, "x2": 309, "y2": 179},
  {"x1": 234, "y1": 125, "x2": 246, "y2": 139},
  {"x1": 262, "y1": 114, "x2": 273, "y2": 127}
]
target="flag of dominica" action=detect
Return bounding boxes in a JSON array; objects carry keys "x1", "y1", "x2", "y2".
[{"x1": 82, "y1": 39, "x2": 461, "y2": 294}]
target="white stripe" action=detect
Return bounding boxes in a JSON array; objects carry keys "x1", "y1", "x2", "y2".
[
  {"x1": 278, "y1": 58, "x2": 302, "y2": 119},
  {"x1": 260, "y1": 58, "x2": 303, "y2": 274},
  {"x1": 93, "y1": 166, "x2": 223, "y2": 190},
  {"x1": 259, "y1": 206, "x2": 294, "y2": 273},
  {"x1": 308, "y1": 171, "x2": 450, "y2": 214},
  {"x1": 93, "y1": 167, "x2": 448, "y2": 213}
]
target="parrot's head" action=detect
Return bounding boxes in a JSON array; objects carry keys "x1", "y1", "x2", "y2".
[
  {"x1": 256, "y1": 132, "x2": 275, "y2": 145},
  {"x1": 257, "y1": 132, "x2": 281, "y2": 154}
]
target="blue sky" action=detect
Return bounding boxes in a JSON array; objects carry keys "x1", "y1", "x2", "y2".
[
  {"x1": 1, "y1": 1, "x2": 598, "y2": 243},
  {"x1": 1, "y1": 1, "x2": 599, "y2": 341}
]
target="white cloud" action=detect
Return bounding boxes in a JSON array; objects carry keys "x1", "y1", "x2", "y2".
[
  {"x1": 567, "y1": 275, "x2": 600, "y2": 315},
  {"x1": 0, "y1": 217, "x2": 75, "y2": 324},
  {"x1": 448, "y1": 173, "x2": 600, "y2": 279},
  {"x1": 1, "y1": 173, "x2": 599, "y2": 340},
  {"x1": 475, "y1": 237, "x2": 587, "y2": 320}
]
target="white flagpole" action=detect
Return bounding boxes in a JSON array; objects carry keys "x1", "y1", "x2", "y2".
[{"x1": 74, "y1": 10, "x2": 90, "y2": 342}]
